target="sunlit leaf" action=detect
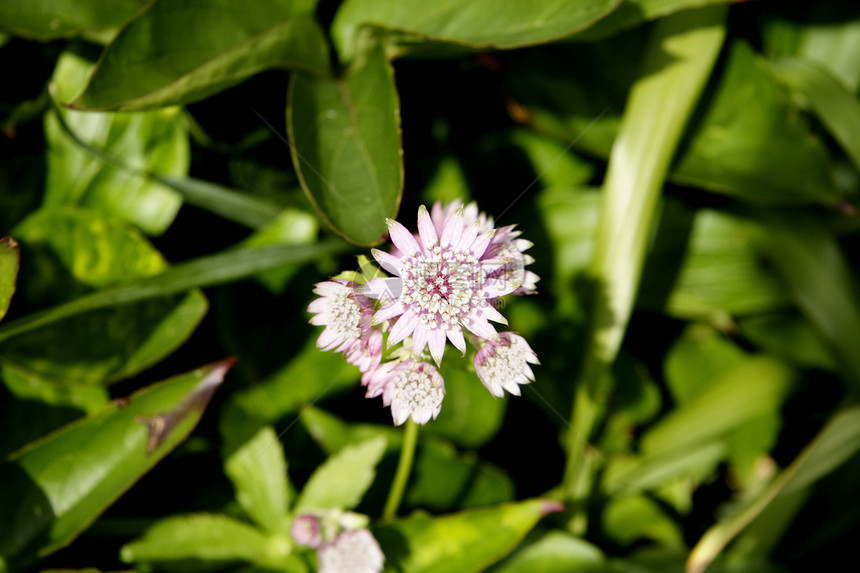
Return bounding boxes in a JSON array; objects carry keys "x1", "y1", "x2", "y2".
[
  {"x1": 373, "y1": 499, "x2": 559, "y2": 573},
  {"x1": 288, "y1": 43, "x2": 402, "y2": 246},
  {"x1": 0, "y1": 359, "x2": 233, "y2": 570},
  {"x1": 46, "y1": 50, "x2": 189, "y2": 236},
  {"x1": 332, "y1": 0, "x2": 621, "y2": 61},
  {"x1": 602, "y1": 494, "x2": 684, "y2": 549},
  {"x1": 0, "y1": 0, "x2": 147, "y2": 43},
  {"x1": 738, "y1": 312, "x2": 837, "y2": 371},
  {"x1": 486, "y1": 529, "x2": 606, "y2": 573},
  {"x1": 571, "y1": 0, "x2": 736, "y2": 41},
  {"x1": 294, "y1": 436, "x2": 387, "y2": 513},
  {"x1": 73, "y1": 0, "x2": 328, "y2": 111},
  {"x1": 0, "y1": 237, "x2": 19, "y2": 322}
]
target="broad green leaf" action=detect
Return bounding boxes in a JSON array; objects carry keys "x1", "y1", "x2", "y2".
[
  {"x1": 509, "y1": 39, "x2": 838, "y2": 204},
  {"x1": 423, "y1": 363, "x2": 506, "y2": 449},
  {"x1": 771, "y1": 58, "x2": 860, "y2": 171},
  {"x1": 564, "y1": 6, "x2": 726, "y2": 502},
  {"x1": 120, "y1": 514, "x2": 280, "y2": 570},
  {"x1": 231, "y1": 337, "x2": 360, "y2": 424},
  {"x1": 373, "y1": 499, "x2": 559, "y2": 573},
  {"x1": 508, "y1": 130, "x2": 595, "y2": 189},
  {"x1": 602, "y1": 495, "x2": 684, "y2": 549},
  {"x1": 639, "y1": 204, "x2": 792, "y2": 321},
  {"x1": 332, "y1": 0, "x2": 621, "y2": 61},
  {"x1": 73, "y1": 0, "x2": 328, "y2": 111},
  {"x1": 754, "y1": 212, "x2": 860, "y2": 388},
  {"x1": 294, "y1": 436, "x2": 387, "y2": 513},
  {"x1": 486, "y1": 529, "x2": 606, "y2": 573},
  {"x1": 2, "y1": 208, "x2": 207, "y2": 385},
  {"x1": 738, "y1": 313, "x2": 837, "y2": 371},
  {"x1": 0, "y1": 239, "x2": 348, "y2": 345},
  {"x1": 0, "y1": 364, "x2": 109, "y2": 458},
  {"x1": 0, "y1": 237, "x2": 19, "y2": 321},
  {"x1": 602, "y1": 441, "x2": 726, "y2": 495},
  {"x1": 642, "y1": 357, "x2": 794, "y2": 457},
  {"x1": 688, "y1": 404, "x2": 860, "y2": 573},
  {"x1": 288, "y1": 43, "x2": 402, "y2": 246},
  {"x1": 223, "y1": 422, "x2": 289, "y2": 534},
  {"x1": 0, "y1": 359, "x2": 233, "y2": 571},
  {"x1": 663, "y1": 324, "x2": 746, "y2": 406},
  {"x1": 571, "y1": 0, "x2": 736, "y2": 41},
  {"x1": 0, "y1": 0, "x2": 147, "y2": 43},
  {"x1": 46, "y1": 50, "x2": 189, "y2": 236}
]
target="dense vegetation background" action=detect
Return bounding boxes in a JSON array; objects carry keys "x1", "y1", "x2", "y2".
[{"x1": 2, "y1": 1, "x2": 860, "y2": 572}]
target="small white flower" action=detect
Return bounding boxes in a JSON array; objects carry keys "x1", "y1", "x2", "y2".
[
  {"x1": 474, "y1": 332, "x2": 539, "y2": 398},
  {"x1": 317, "y1": 529, "x2": 384, "y2": 573},
  {"x1": 364, "y1": 359, "x2": 445, "y2": 425},
  {"x1": 307, "y1": 280, "x2": 373, "y2": 352}
]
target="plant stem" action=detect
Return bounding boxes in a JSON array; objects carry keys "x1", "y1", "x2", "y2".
[{"x1": 383, "y1": 419, "x2": 419, "y2": 520}]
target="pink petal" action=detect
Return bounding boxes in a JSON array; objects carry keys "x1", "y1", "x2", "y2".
[
  {"x1": 440, "y1": 209, "x2": 464, "y2": 248},
  {"x1": 470, "y1": 230, "x2": 495, "y2": 258},
  {"x1": 371, "y1": 248, "x2": 403, "y2": 276},
  {"x1": 358, "y1": 277, "x2": 402, "y2": 299},
  {"x1": 447, "y1": 326, "x2": 467, "y2": 355},
  {"x1": 417, "y1": 205, "x2": 438, "y2": 249},
  {"x1": 307, "y1": 298, "x2": 326, "y2": 313},
  {"x1": 373, "y1": 300, "x2": 405, "y2": 324},
  {"x1": 431, "y1": 202, "x2": 447, "y2": 236},
  {"x1": 317, "y1": 327, "x2": 339, "y2": 350},
  {"x1": 386, "y1": 219, "x2": 420, "y2": 257},
  {"x1": 459, "y1": 222, "x2": 479, "y2": 252},
  {"x1": 411, "y1": 322, "x2": 429, "y2": 355},
  {"x1": 481, "y1": 303, "x2": 508, "y2": 325},
  {"x1": 428, "y1": 327, "x2": 447, "y2": 365},
  {"x1": 464, "y1": 314, "x2": 500, "y2": 342},
  {"x1": 388, "y1": 311, "x2": 419, "y2": 346}
]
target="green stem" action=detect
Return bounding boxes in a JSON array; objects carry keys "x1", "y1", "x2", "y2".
[
  {"x1": 383, "y1": 419, "x2": 419, "y2": 520},
  {"x1": 562, "y1": 6, "x2": 728, "y2": 520}
]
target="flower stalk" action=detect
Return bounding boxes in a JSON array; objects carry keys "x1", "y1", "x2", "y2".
[{"x1": 382, "y1": 418, "x2": 419, "y2": 520}]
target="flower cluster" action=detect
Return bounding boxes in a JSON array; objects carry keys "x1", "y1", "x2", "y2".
[
  {"x1": 291, "y1": 511, "x2": 384, "y2": 573},
  {"x1": 307, "y1": 201, "x2": 539, "y2": 425}
]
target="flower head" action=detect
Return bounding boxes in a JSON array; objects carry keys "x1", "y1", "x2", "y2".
[
  {"x1": 291, "y1": 514, "x2": 323, "y2": 549},
  {"x1": 307, "y1": 280, "x2": 373, "y2": 352},
  {"x1": 318, "y1": 529, "x2": 384, "y2": 573},
  {"x1": 474, "y1": 332, "x2": 539, "y2": 398},
  {"x1": 360, "y1": 205, "x2": 514, "y2": 365},
  {"x1": 364, "y1": 358, "x2": 445, "y2": 425}
]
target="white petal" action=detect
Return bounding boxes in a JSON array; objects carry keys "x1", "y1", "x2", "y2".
[{"x1": 417, "y1": 205, "x2": 438, "y2": 248}]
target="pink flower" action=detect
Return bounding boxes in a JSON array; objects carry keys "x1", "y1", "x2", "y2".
[
  {"x1": 317, "y1": 529, "x2": 384, "y2": 573},
  {"x1": 308, "y1": 280, "x2": 382, "y2": 372},
  {"x1": 359, "y1": 205, "x2": 515, "y2": 364},
  {"x1": 364, "y1": 359, "x2": 445, "y2": 425},
  {"x1": 474, "y1": 332, "x2": 539, "y2": 398},
  {"x1": 290, "y1": 514, "x2": 322, "y2": 548}
]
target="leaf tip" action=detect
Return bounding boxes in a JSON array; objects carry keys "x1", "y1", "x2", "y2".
[{"x1": 539, "y1": 499, "x2": 564, "y2": 516}]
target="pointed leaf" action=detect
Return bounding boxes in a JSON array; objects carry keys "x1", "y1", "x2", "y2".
[
  {"x1": 485, "y1": 529, "x2": 606, "y2": 573},
  {"x1": 294, "y1": 436, "x2": 387, "y2": 513},
  {"x1": 0, "y1": 359, "x2": 233, "y2": 570},
  {"x1": 47, "y1": 50, "x2": 189, "y2": 235},
  {"x1": 288, "y1": 43, "x2": 402, "y2": 246},
  {"x1": 73, "y1": 0, "x2": 328, "y2": 111},
  {"x1": 373, "y1": 499, "x2": 559, "y2": 573},
  {"x1": 573, "y1": 0, "x2": 736, "y2": 41},
  {"x1": 223, "y1": 422, "x2": 289, "y2": 533},
  {"x1": 332, "y1": 0, "x2": 621, "y2": 61},
  {"x1": 120, "y1": 514, "x2": 275, "y2": 570},
  {"x1": 0, "y1": 237, "x2": 19, "y2": 322}
]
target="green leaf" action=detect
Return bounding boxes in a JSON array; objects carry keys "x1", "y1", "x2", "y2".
[
  {"x1": 294, "y1": 436, "x2": 387, "y2": 513},
  {"x1": 0, "y1": 237, "x2": 19, "y2": 322},
  {"x1": 602, "y1": 441, "x2": 726, "y2": 495},
  {"x1": 508, "y1": 130, "x2": 595, "y2": 189},
  {"x1": 2, "y1": 208, "x2": 207, "y2": 385},
  {"x1": 0, "y1": 0, "x2": 147, "y2": 43},
  {"x1": 771, "y1": 58, "x2": 860, "y2": 171},
  {"x1": 288, "y1": 43, "x2": 402, "y2": 246},
  {"x1": 687, "y1": 404, "x2": 860, "y2": 573},
  {"x1": 642, "y1": 357, "x2": 794, "y2": 457},
  {"x1": 0, "y1": 359, "x2": 233, "y2": 571},
  {"x1": 602, "y1": 495, "x2": 684, "y2": 549},
  {"x1": 46, "y1": 50, "x2": 189, "y2": 236},
  {"x1": 754, "y1": 212, "x2": 860, "y2": 388},
  {"x1": 423, "y1": 362, "x2": 506, "y2": 449},
  {"x1": 73, "y1": 0, "x2": 328, "y2": 111},
  {"x1": 571, "y1": 0, "x2": 736, "y2": 41},
  {"x1": 738, "y1": 312, "x2": 838, "y2": 371},
  {"x1": 223, "y1": 422, "x2": 289, "y2": 534},
  {"x1": 231, "y1": 337, "x2": 360, "y2": 424},
  {"x1": 0, "y1": 239, "x2": 348, "y2": 345},
  {"x1": 663, "y1": 324, "x2": 746, "y2": 406},
  {"x1": 485, "y1": 529, "x2": 606, "y2": 573},
  {"x1": 332, "y1": 0, "x2": 621, "y2": 61},
  {"x1": 509, "y1": 39, "x2": 838, "y2": 204},
  {"x1": 373, "y1": 499, "x2": 558, "y2": 573},
  {"x1": 120, "y1": 514, "x2": 276, "y2": 570}
]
